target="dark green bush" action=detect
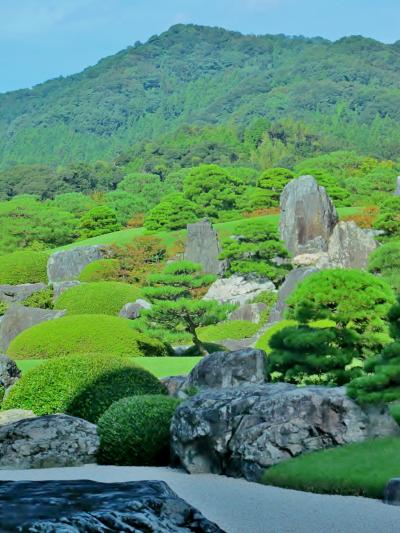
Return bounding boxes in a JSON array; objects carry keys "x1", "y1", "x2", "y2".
[
  {"x1": 3, "y1": 355, "x2": 166, "y2": 423},
  {"x1": 0, "y1": 251, "x2": 48, "y2": 285},
  {"x1": 54, "y1": 281, "x2": 141, "y2": 315},
  {"x1": 7, "y1": 314, "x2": 168, "y2": 359},
  {"x1": 79, "y1": 259, "x2": 121, "y2": 282},
  {"x1": 368, "y1": 241, "x2": 400, "y2": 293},
  {"x1": 23, "y1": 288, "x2": 54, "y2": 309},
  {"x1": 98, "y1": 395, "x2": 180, "y2": 465}
]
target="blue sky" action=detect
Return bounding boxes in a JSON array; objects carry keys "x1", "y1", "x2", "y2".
[{"x1": 1, "y1": 0, "x2": 398, "y2": 93}]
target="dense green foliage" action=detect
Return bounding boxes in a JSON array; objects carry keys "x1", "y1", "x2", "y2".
[
  {"x1": 221, "y1": 220, "x2": 290, "y2": 283},
  {"x1": 347, "y1": 299, "x2": 400, "y2": 404},
  {"x1": 98, "y1": 395, "x2": 179, "y2": 465},
  {"x1": 268, "y1": 325, "x2": 360, "y2": 385},
  {"x1": 3, "y1": 355, "x2": 166, "y2": 423},
  {"x1": 286, "y1": 269, "x2": 396, "y2": 357},
  {"x1": 257, "y1": 168, "x2": 294, "y2": 205},
  {"x1": 78, "y1": 258, "x2": 121, "y2": 282},
  {"x1": 23, "y1": 288, "x2": 54, "y2": 309},
  {"x1": 0, "y1": 251, "x2": 48, "y2": 285},
  {"x1": 7, "y1": 314, "x2": 168, "y2": 359},
  {"x1": 79, "y1": 206, "x2": 121, "y2": 238},
  {"x1": 54, "y1": 281, "x2": 141, "y2": 315},
  {"x1": 261, "y1": 437, "x2": 400, "y2": 499},
  {"x1": 373, "y1": 197, "x2": 400, "y2": 240},
  {"x1": 198, "y1": 320, "x2": 259, "y2": 342},
  {"x1": 368, "y1": 241, "x2": 400, "y2": 293},
  {"x1": 144, "y1": 193, "x2": 197, "y2": 231}
]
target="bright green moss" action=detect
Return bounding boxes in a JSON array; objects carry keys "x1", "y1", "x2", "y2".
[
  {"x1": 0, "y1": 251, "x2": 48, "y2": 285},
  {"x1": 78, "y1": 259, "x2": 121, "y2": 282},
  {"x1": 197, "y1": 320, "x2": 260, "y2": 342}
]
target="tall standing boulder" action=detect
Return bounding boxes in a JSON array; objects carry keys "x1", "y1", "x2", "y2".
[
  {"x1": 47, "y1": 245, "x2": 109, "y2": 283},
  {"x1": 327, "y1": 221, "x2": 378, "y2": 269},
  {"x1": 184, "y1": 220, "x2": 223, "y2": 275},
  {"x1": 280, "y1": 176, "x2": 338, "y2": 255}
]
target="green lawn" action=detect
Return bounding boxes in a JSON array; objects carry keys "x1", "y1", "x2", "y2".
[
  {"x1": 16, "y1": 357, "x2": 201, "y2": 378},
  {"x1": 261, "y1": 437, "x2": 400, "y2": 499},
  {"x1": 57, "y1": 208, "x2": 360, "y2": 251}
]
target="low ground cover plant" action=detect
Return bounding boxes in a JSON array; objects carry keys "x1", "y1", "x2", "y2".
[
  {"x1": 197, "y1": 320, "x2": 259, "y2": 342},
  {"x1": 98, "y1": 395, "x2": 180, "y2": 465},
  {"x1": 3, "y1": 355, "x2": 166, "y2": 423}
]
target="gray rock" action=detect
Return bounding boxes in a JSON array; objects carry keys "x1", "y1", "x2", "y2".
[
  {"x1": 184, "y1": 219, "x2": 223, "y2": 274},
  {"x1": 280, "y1": 176, "x2": 338, "y2": 255},
  {"x1": 161, "y1": 375, "x2": 188, "y2": 398},
  {"x1": 384, "y1": 478, "x2": 400, "y2": 505},
  {"x1": 187, "y1": 348, "x2": 267, "y2": 389},
  {"x1": 219, "y1": 338, "x2": 256, "y2": 351},
  {"x1": 204, "y1": 274, "x2": 275, "y2": 306},
  {"x1": 52, "y1": 280, "x2": 81, "y2": 299},
  {"x1": 0, "y1": 479, "x2": 224, "y2": 532},
  {"x1": 0, "y1": 304, "x2": 65, "y2": 352},
  {"x1": 0, "y1": 283, "x2": 47, "y2": 304},
  {"x1": 395, "y1": 177, "x2": 400, "y2": 196},
  {"x1": 119, "y1": 298, "x2": 152, "y2": 319},
  {"x1": 267, "y1": 267, "x2": 318, "y2": 323},
  {"x1": 0, "y1": 355, "x2": 20, "y2": 390},
  {"x1": 47, "y1": 245, "x2": 109, "y2": 283},
  {"x1": 229, "y1": 303, "x2": 266, "y2": 323},
  {"x1": 0, "y1": 414, "x2": 99, "y2": 469},
  {"x1": 171, "y1": 384, "x2": 399, "y2": 481},
  {"x1": 327, "y1": 221, "x2": 378, "y2": 269},
  {"x1": 0, "y1": 409, "x2": 36, "y2": 426}
]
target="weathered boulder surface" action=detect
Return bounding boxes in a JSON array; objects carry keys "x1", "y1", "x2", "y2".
[
  {"x1": 0, "y1": 355, "x2": 20, "y2": 391},
  {"x1": 171, "y1": 384, "x2": 399, "y2": 481},
  {"x1": 52, "y1": 280, "x2": 81, "y2": 300},
  {"x1": 161, "y1": 375, "x2": 188, "y2": 398},
  {"x1": 0, "y1": 283, "x2": 47, "y2": 304},
  {"x1": 119, "y1": 298, "x2": 152, "y2": 319},
  {"x1": 0, "y1": 414, "x2": 99, "y2": 469},
  {"x1": 0, "y1": 409, "x2": 36, "y2": 426},
  {"x1": 0, "y1": 305, "x2": 65, "y2": 352},
  {"x1": 184, "y1": 219, "x2": 223, "y2": 275},
  {"x1": 229, "y1": 303, "x2": 266, "y2": 323},
  {"x1": 0, "y1": 479, "x2": 224, "y2": 532},
  {"x1": 267, "y1": 267, "x2": 318, "y2": 323},
  {"x1": 327, "y1": 221, "x2": 378, "y2": 269},
  {"x1": 204, "y1": 274, "x2": 275, "y2": 306},
  {"x1": 47, "y1": 245, "x2": 109, "y2": 283},
  {"x1": 280, "y1": 176, "x2": 338, "y2": 254},
  {"x1": 187, "y1": 348, "x2": 267, "y2": 389}
]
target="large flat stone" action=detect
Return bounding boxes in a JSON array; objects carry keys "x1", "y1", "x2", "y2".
[{"x1": 0, "y1": 283, "x2": 47, "y2": 304}]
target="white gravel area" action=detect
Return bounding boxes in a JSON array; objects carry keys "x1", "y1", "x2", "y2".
[{"x1": 0, "y1": 465, "x2": 399, "y2": 533}]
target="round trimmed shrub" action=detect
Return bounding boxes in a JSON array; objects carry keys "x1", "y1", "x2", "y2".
[
  {"x1": 7, "y1": 314, "x2": 168, "y2": 359},
  {"x1": 3, "y1": 355, "x2": 166, "y2": 423},
  {"x1": 98, "y1": 395, "x2": 180, "y2": 465},
  {"x1": 79, "y1": 259, "x2": 121, "y2": 282},
  {"x1": 54, "y1": 281, "x2": 141, "y2": 316},
  {"x1": 0, "y1": 251, "x2": 48, "y2": 285}
]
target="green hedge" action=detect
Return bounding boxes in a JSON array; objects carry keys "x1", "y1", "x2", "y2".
[
  {"x1": 98, "y1": 395, "x2": 179, "y2": 465},
  {"x1": 79, "y1": 259, "x2": 121, "y2": 282},
  {"x1": 198, "y1": 320, "x2": 260, "y2": 342},
  {"x1": 7, "y1": 314, "x2": 168, "y2": 359},
  {"x1": 0, "y1": 251, "x2": 48, "y2": 285},
  {"x1": 54, "y1": 281, "x2": 141, "y2": 315},
  {"x1": 3, "y1": 355, "x2": 166, "y2": 423}
]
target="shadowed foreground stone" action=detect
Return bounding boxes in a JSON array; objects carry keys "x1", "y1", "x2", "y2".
[
  {"x1": 171, "y1": 384, "x2": 399, "y2": 481},
  {"x1": 0, "y1": 479, "x2": 224, "y2": 532},
  {"x1": 384, "y1": 478, "x2": 400, "y2": 505}
]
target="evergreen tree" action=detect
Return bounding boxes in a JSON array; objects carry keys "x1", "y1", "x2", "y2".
[
  {"x1": 79, "y1": 206, "x2": 121, "y2": 238},
  {"x1": 257, "y1": 168, "x2": 294, "y2": 205},
  {"x1": 144, "y1": 193, "x2": 198, "y2": 231}
]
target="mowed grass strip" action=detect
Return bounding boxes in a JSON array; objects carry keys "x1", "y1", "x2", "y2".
[
  {"x1": 16, "y1": 357, "x2": 201, "y2": 379},
  {"x1": 261, "y1": 437, "x2": 400, "y2": 499}
]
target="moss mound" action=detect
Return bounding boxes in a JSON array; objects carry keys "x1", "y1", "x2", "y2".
[
  {"x1": 79, "y1": 259, "x2": 121, "y2": 282},
  {"x1": 98, "y1": 395, "x2": 180, "y2": 465},
  {"x1": 0, "y1": 251, "x2": 48, "y2": 285},
  {"x1": 3, "y1": 355, "x2": 166, "y2": 423},
  {"x1": 7, "y1": 314, "x2": 168, "y2": 359},
  {"x1": 54, "y1": 281, "x2": 140, "y2": 315}
]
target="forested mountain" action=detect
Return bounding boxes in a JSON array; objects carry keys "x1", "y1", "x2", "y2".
[{"x1": 2, "y1": 24, "x2": 400, "y2": 169}]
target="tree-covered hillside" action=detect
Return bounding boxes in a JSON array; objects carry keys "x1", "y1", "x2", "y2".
[{"x1": 2, "y1": 24, "x2": 400, "y2": 168}]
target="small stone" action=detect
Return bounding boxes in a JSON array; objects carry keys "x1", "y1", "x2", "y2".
[
  {"x1": 0, "y1": 355, "x2": 20, "y2": 390},
  {"x1": 384, "y1": 478, "x2": 400, "y2": 505}
]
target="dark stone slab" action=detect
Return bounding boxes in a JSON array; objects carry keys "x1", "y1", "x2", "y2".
[
  {"x1": 384, "y1": 478, "x2": 400, "y2": 505},
  {"x1": 0, "y1": 479, "x2": 225, "y2": 532}
]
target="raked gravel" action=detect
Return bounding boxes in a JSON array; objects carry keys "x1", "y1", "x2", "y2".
[{"x1": 0, "y1": 465, "x2": 399, "y2": 533}]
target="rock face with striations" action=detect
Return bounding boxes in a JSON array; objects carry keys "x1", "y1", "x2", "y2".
[
  {"x1": 0, "y1": 414, "x2": 99, "y2": 469},
  {"x1": 327, "y1": 221, "x2": 378, "y2": 269},
  {"x1": 280, "y1": 176, "x2": 338, "y2": 255},
  {"x1": 0, "y1": 283, "x2": 47, "y2": 304},
  {"x1": 47, "y1": 245, "x2": 109, "y2": 283},
  {"x1": 0, "y1": 479, "x2": 224, "y2": 532},
  {"x1": 171, "y1": 384, "x2": 399, "y2": 481},
  {"x1": 184, "y1": 219, "x2": 223, "y2": 274},
  {"x1": 204, "y1": 274, "x2": 275, "y2": 306}
]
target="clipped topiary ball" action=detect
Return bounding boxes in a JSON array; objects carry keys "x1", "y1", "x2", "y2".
[
  {"x1": 3, "y1": 355, "x2": 166, "y2": 423},
  {"x1": 0, "y1": 251, "x2": 48, "y2": 285},
  {"x1": 54, "y1": 281, "x2": 141, "y2": 315},
  {"x1": 98, "y1": 395, "x2": 180, "y2": 465},
  {"x1": 7, "y1": 314, "x2": 168, "y2": 359},
  {"x1": 79, "y1": 259, "x2": 121, "y2": 282}
]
